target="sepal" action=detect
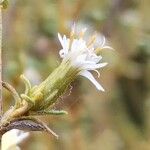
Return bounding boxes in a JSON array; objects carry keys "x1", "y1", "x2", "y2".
[
  {"x1": 2, "y1": 81, "x2": 21, "y2": 107},
  {"x1": 30, "y1": 109, "x2": 68, "y2": 116}
]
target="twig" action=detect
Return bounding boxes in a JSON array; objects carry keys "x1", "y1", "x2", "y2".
[
  {"x1": 0, "y1": 4, "x2": 2, "y2": 116},
  {"x1": 2, "y1": 81, "x2": 22, "y2": 104}
]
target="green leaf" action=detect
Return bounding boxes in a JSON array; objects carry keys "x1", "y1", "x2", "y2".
[
  {"x1": 30, "y1": 109, "x2": 68, "y2": 116},
  {"x1": 20, "y1": 74, "x2": 32, "y2": 95},
  {"x1": 2, "y1": 81, "x2": 21, "y2": 106}
]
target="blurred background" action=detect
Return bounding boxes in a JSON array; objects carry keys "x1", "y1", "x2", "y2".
[{"x1": 2, "y1": 0, "x2": 150, "y2": 149}]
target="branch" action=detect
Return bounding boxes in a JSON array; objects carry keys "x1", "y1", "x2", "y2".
[
  {"x1": 2, "y1": 81, "x2": 22, "y2": 106},
  {"x1": 0, "y1": 4, "x2": 2, "y2": 116}
]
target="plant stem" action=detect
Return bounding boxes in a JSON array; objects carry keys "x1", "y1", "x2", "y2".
[
  {"x1": 0, "y1": 5, "x2": 2, "y2": 116},
  {"x1": 0, "y1": 101, "x2": 30, "y2": 127}
]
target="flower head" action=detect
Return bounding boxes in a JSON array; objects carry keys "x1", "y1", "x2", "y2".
[
  {"x1": 58, "y1": 25, "x2": 113, "y2": 91},
  {"x1": 1, "y1": 129, "x2": 29, "y2": 150},
  {"x1": 19, "y1": 25, "x2": 113, "y2": 110}
]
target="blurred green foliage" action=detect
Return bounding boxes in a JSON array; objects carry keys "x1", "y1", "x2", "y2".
[{"x1": 2, "y1": 0, "x2": 150, "y2": 149}]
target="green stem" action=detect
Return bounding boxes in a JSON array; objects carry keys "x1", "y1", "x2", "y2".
[
  {"x1": 0, "y1": 5, "x2": 2, "y2": 116},
  {"x1": 0, "y1": 101, "x2": 30, "y2": 127}
]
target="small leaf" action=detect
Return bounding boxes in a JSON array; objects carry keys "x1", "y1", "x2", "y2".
[
  {"x1": 7, "y1": 117, "x2": 59, "y2": 138},
  {"x1": 30, "y1": 109, "x2": 68, "y2": 116},
  {"x1": 7, "y1": 120, "x2": 46, "y2": 131},
  {"x1": 20, "y1": 74, "x2": 31, "y2": 95},
  {"x1": 2, "y1": 81, "x2": 21, "y2": 106}
]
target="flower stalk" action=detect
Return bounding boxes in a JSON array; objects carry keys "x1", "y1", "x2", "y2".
[
  {"x1": 0, "y1": 1, "x2": 3, "y2": 117},
  {"x1": 0, "y1": 0, "x2": 9, "y2": 119}
]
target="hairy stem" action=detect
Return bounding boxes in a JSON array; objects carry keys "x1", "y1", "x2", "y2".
[
  {"x1": 0, "y1": 5, "x2": 2, "y2": 116},
  {"x1": 0, "y1": 101, "x2": 30, "y2": 128}
]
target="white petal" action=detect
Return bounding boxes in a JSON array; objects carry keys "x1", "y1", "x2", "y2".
[
  {"x1": 58, "y1": 33, "x2": 63, "y2": 46},
  {"x1": 102, "y1": 46, "x2": 114, "y2": 50},
  {"x1": 1, "y1": 129, "x2": 29, "y2": 150},
  {"x1": 76, "y1": 54, "x2": 87, "y2": 62},
  {"x1": 62, "y1": 36, "x2": 69, "y2": 51},
  {"x1": 82, "y1": 27, "x2": 87, "y2": 33},
  {"x1": 79, "y1": 70, "x2": 105, "y2": 91},
  {"x1": 59, "y1": 49, "x2": 68, "y2": 58},
  {"x1": 87, "y1": 54, "x2": 102, "y2": 63},
  {"x1": 83, "y1": 62, "x2": 108, "y2": 70},
  {"x1": 101, "y1": 36, "x2": 106, "y2": 47},
  {"x1": 16, "y1": 131, "x2": 29, "y2": 144},
  {"x1": 59, "y1": 50, "x2": 64, "y2": 58},
  {"x1": 93, "y1": 69, "x2": 100, "y2": 78},
  {"x1": 71, "y1": 39, "x2": 86, "y2": 53}
]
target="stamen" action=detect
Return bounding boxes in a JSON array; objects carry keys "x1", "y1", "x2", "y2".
[
  {"x1": 79, "y1": 28, "x2": 87, "y2": 39},
  {"x1": 69, "y1": 24, "x2": 76, "y2": 50},
  {"x1": 87, "y1": 33, "x2": 97, "y2": 48},
  {"x1": 100, "y1": 36, "x2": 106, "y2": 47}
]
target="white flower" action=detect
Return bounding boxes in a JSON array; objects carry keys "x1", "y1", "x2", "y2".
[
  {"x1": 1, "y1": 129, "x2": 29, "y2": 150},
  {"x1": 58, "y1": 25, "x2": 113, "y2": 91}
]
